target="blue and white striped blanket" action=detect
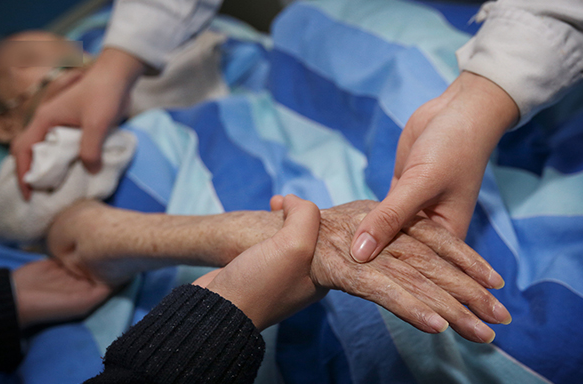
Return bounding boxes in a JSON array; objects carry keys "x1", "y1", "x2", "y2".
[{"x1": 1, "y1": 1, "x2": 582, "y2": 383}]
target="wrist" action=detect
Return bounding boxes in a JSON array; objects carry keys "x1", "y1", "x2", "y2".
[
  {"x1": 441, "y1": 71, "x2": 519, "y2": 157},
  {"x1": 91, "y1": 48, "x2": 146, "y2": 88},
  {"x1": 457, "y1": 71, "x2": 519, "y2": 135},
  {"x1": 205, "y1": 278, "x2": 269, "y2": 331}
]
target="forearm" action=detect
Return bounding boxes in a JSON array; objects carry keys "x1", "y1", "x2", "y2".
[{"x1": 68, "y1": 204, "x2": 283, "y2": 267}]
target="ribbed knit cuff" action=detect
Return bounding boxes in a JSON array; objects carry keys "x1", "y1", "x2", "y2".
[
  {"x1": 0, "y1": 268, "x2": 23, "y2": 372},
  {"x1": 96, "y1": 285, "x2": 265, "y2": 384}
]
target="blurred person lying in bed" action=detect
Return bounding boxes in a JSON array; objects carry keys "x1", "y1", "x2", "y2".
[
  {"x1": 0, "y1": 31, "x2": 509, "y2": 349},
  {"x1": 0, "y1": 30, "x2": 227, "y2": 242},
  {"x1": 0, "y1": 30, "x2": 226, "y2": 144}
]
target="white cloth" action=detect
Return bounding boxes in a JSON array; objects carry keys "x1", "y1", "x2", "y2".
[
  {"x1": 0, "y1": 127, "x2": 136, "y2": 243},
  {"x1": 130, "y1": 30, "x2": 229, "y2": 115},
  {"x1": 457, "y1": 0, "x2": 583, "y2": 127}
]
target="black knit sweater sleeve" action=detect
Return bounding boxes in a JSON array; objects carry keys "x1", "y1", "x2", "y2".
[
  {"x1": 0, "y1": 268, "x2": 23, "y2": 372},
  {"x1": 85, "y1": 284, "x2": 265, "y2": 384}
]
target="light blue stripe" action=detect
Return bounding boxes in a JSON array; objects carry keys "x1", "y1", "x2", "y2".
[
  {"x1": 242, "y1": 92, "x2": 376, "y2": 206},
  {"x1": 211, "y1": 15, "x2": 273, "y2": 49},
  {"x1": 378, "y1": 309, "x2": 552, "y2": 384},
  {"x1": 477, "y1": 165, "x2": 521, "y2": 267},
  {"x1": 493, "y1": 165, "x2": 583, "y2": 219},
  {"x1": 127, "y1": 110, "x2": 224, "y2": 215},
  {"x1": 84, "y1": 277, "x2": 142, "y2": 355},
  {"x1": 122, "y1": 128, "x2": 175, "y2": 206},
  {"x1": 218, "y1": 93, "x2": 335, "y2": 208},
  {"x1": 271, "y1": 103, "x2": 376, "y2": 205},
  {"x1": 512, "y1": 215, "x2": 583, "y2": 298}
]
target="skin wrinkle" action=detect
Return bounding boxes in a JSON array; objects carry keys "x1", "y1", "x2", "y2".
[{"x1": 48, "y1": 198, "x2": 507, "y2": 342}]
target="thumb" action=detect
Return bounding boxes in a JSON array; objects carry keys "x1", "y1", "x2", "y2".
[
  {"x1": 193, "y1": 269, "x2": 222, "y2": 288},
  {"x1": 278, "y1": 194, "x2": 320, "y2": 246},
  {"x1": 351, "y1": 181, "x2": 432, "y2": 263}
]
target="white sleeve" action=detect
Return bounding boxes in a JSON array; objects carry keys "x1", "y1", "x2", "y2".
[
  {"x1": 102, "y1": 0, "x2": 223, "y2": 70},
  {"x1": 456, "y1": 0, "x2": 583, "y2": 127}
]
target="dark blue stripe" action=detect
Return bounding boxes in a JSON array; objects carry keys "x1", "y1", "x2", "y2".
[
  {"x1": 132, "y1": 268, "x2": 178, "y2": 325},
  {"x1": 416, "y1": 1, "x2": 481, "y2": 35},
  {"x1": 19, "y1": 324, "x2": 104, "y2": 384},
  {"x1": 169, "y1": 102, "x2": 273, "y2": 212},
  {"x1": 105, "y1": 175, "x2": 166, "y2": 213},
  {"x1": 467, "y1": 204, "x2": 583, "y2": 384},
  {"x1": 497, "y1": 108, "x2": 583, "y2": 175},
  {"x1": 269, "y1": 49, "x2": 376, "y2": 154},
  {"x1": 277, "y1": 302, "x2": 353, "y2": 384}
]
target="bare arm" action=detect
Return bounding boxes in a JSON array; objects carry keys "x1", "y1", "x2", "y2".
[
  {"x1": 48, "y1": 199, "x2": 510, "y2": 343},
  {"x1": 47, "y1": 200, "x2": 281, "y2": 284}
]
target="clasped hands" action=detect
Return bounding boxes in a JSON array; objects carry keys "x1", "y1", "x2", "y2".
[{"x1": 48, "y1": 196, "x2": 510, "y2": 343}]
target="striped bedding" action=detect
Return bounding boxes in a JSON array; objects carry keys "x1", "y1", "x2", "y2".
[{"x1": 1, "y1": 1, "x2": 582, "y2": 383}]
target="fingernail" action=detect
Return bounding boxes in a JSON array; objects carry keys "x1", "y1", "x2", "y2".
[
  {"x1": 493, "y1": 302, "x2": 512, "y2": 325},
  {"x1": 351, "y1": 232, "x2": 377, "y2": 262},
  {"x1": 474, "y1": 322, "x2": 496, "y2": 343},
  {"x1": 428, "y1": 314, "x2": 449, "y2": 333},
  {"x1": 488, "y1": 270, "x2": 505, "y2": 289}
]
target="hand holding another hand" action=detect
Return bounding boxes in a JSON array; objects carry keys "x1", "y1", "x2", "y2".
[
  {"x1": 198, "y1": 197, "x2": 511, "y2": 342},
  {"x1": 201, "y1": 195, "x2": 326, "y2": 331},
  {"x1": 351, "y1": 71, "x2": 519, "y2": 263},
  {"x1": 11, "y1": 48, "x2": 145, "y2": 200}
]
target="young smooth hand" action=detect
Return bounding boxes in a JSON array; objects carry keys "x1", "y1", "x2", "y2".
[
  {"x1": 200, "y1": 194, "x2": 325, "y2": 331},
  {"x1": 12, "y1": 259, "x2": 112, "y2": 329},
  {"x1": 351, "y1": 71, "x2": 519, "y2": 263},
  {"x1": 11, "y1": 48, "x2": 145, "y2": 200}
]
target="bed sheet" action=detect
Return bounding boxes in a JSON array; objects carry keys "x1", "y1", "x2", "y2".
[{"x1": 2, "y1": 1, "x2": 583, "y2": 383}]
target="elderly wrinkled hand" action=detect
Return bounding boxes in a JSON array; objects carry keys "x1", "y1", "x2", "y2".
[
  {"x1": 312, "y1": 200, "x2": 510, "y2": 343},
  {"x1": 48, "y1": 198, "x2": 510, "y2": 342}
]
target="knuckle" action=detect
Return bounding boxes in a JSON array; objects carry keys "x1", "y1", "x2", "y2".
[{"x1": 374, "y1": 205, "x2": 406, "y2": 236}]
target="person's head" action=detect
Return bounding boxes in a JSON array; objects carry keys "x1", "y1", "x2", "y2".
[{"x1": 0, "y1": 31, "x2": 87, "y2": 143}]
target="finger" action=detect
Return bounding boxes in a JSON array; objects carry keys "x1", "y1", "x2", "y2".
[
  {"x1": 14, "y1": 149, "x2": 32, "y2": 200},
  {"x1": 351, "y1": 180, "x2": 433, "y2": 263},
  {"x1": 370, "y1": 254, "x2": 496, "y2": 343},
  {"x1": 273, "y1": 195, "x2": 320, "y2": 256},
  {"x1": 193, "y1": 268, "x2": 222, "y2": 288},
  {"x1": 389, "y1": 234, "x2": 511, "y2": 325},
  {"x1": 270, "y1": 195, "x2": 284, "y2": 211},
  {"x1": 403, "y1": 216, "x2": 505, "y2": 289},
  {"x1": 79, "y1": 123, "x2": 109, "y2": 174},
  {"x1": 343, "y1": 265, "x2": 449, "y2": 334},
  {"x1": 11, "y1": 124, "x2": 52, "y2": 200}
]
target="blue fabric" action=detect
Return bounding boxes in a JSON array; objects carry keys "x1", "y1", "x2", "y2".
[
  {"x1": 5, "y1": 1, "x2": 583, "y2": 384},
  {"x1": 277, "y1": 303, "x2": 353, "y2": 384}
]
